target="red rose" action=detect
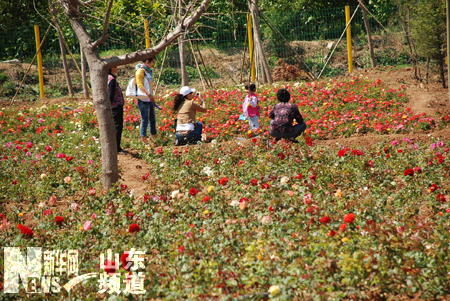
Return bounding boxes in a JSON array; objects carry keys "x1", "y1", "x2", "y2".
[
  {"x1": 120, "y1": 252, "x2": 132, "y2": 271},
  {"x1": 277, "y1": 153, "x2": 286, "y2": 160},
  {"x1": 428, "y1": 184, "x2": 439, "y2": 192},
  {"x1": 249, "y1": 179, "x2": 258, "y2": 186},
  {"x1": 128, "y1": 223, "x2": 140, "y2": 233},
  {"x1": 351, "y1": 149, "x2": 364, "y2": 156},
  {"x1": 43, "y1": 209, "x2": 53, "y2": 216},
  {"x1": 339, "y1": 223, "x2": 347, "y2": 231},
  {"x1": 403, "y1": 168, "x2": 414, "y2": 176},
  {"x1": 327, "y1": 230, "x2": 337, "y2": 237},
  {"x1": 304, "y1": 135, "x2": 313, "y2": 146},
  {"x1": 338, "y1": 148, "x2": 350, "y2": 157},
  {"x1": 343, "y1": 213, "x2": 356, "y2": 223},
  {"x1": 143, "y1": 194, "x2": 151, "y2": 202},
  {"x1": 413, "y1": 166, "x2": 422, "y2": 173},
  {"x1": 189, "y1": 188, "x2": 199, "y2": 196},
  {"x1": 261, "y1": 183, "x2": 271, "y2": 189},
  {"x1": 319, "y1": 216, "x2": 331, "y2": 224},
  {"x1": 306, "y1": 206, "x2": 318, "y2": 215},
  {"x1": 54, "y1": 216, "x2": 64, "y2": 225},
  {"x1": 294, "y1": 173, "x2": 303, "y2": 179},
  {"x1": 239, "y1": 197, "x2": 249, "y2": 203},
  {"x1": 436, "y1": 194, "x2": 447, "y2": 203},
  {"x1": 178, "y1": 245, "x2": 185, "y2": 253},
  {"x1": 125, "y1": 212, "x2": 135, "y2": 219},
  {"x1": 202, "y1": 196, "x2": 211, "y2": 203},
  {"x1": 218, "y1": 177, "x2": 229, "y2": 186},
  {"x1": 103, "y1": 260, "x2": 117, "y2": 274},
  {"x1": 268, "y1": 206, "x2": 274, "y2": 212},
  {"x1": 17, "y1": 224, "x2": 33, "y2": 237}
]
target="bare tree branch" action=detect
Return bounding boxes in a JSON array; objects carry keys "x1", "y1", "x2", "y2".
[
  {"x1": 104, "y1": 0, "x2": 210, "y2": 67},
  {"x1": 92, "y1": 0, "x2": 113, "y2": 49},
  {"x1": 81, "y1": 0, "x2": 96, "y2": 5}
]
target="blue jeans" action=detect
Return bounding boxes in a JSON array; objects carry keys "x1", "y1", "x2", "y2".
[
  {"x1": 175, "y1": 122, "x2": 203, "y2": 145},
  {"x1": 137, "y1": 100, "x2": 156, "y2": 137}
]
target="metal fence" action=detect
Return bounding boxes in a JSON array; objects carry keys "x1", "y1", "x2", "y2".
[{"x1": 1, "y1": 5, "x2": 408, "y2": 100}]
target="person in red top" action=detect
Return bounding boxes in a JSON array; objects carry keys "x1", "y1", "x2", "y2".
[
  {"x1": 269, "y1": 88, "x2": 307, "y2": 142},
  {"x1": 242, "y1": 83, "x2": 260, "y2": 130}
]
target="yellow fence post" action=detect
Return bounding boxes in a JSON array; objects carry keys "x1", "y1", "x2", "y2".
[
  {"x1": 345, "y1": 5, "x2": 353, "y2": 73},
  {"x1": 34, "y1": 25, "x2": 45, "y2": 99},
  {"x1": 247, "y1": 13, "x2": 256, "y2": 82},
  {"x1": 144, "y1": 18, "x2": 151, "y2": 48}
]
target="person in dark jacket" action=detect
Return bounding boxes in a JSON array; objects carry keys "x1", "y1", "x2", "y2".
[
  {"x1": 107, "y1": 67, "x2": 125, "y2": 152},
  {"x1": 269, "y1": 88, "x2": 307, "y2": 142}
]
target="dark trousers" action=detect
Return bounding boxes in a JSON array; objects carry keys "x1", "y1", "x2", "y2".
[
  {"x1": 137, "y1": 100, "x2": 156, "y2": 137},
  {"x1": 270, "y1": 122, "x2": 307, "y2": 139},
  {"x1": 112, "y1": 106, "x2": 124, "y2": 151},
  {"x1": 175, "y1": 122, "x2": 203, "y2": 145}
]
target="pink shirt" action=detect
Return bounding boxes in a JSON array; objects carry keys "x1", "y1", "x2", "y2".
[{"x1": 243, "y1": 93, "x2": 260, "y2": 117}]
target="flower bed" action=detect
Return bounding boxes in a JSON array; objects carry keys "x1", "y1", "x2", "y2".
[{"x1": 0, "y1": 79, "x2": 448, "y2": 299}]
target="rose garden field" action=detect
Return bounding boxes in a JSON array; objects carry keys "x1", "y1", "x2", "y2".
[{"x1": 0, "y1": 74, "x2": 449, "y2": 299}]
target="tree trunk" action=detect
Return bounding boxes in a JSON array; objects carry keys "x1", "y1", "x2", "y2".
[
  {"x1": 179, "y1": 35, "x2": 189, "y2": 86},
  {"x1": 361, "y1": 3, "x2": 376, "y2": 67},
  {"x1": 439, "y1": 57, "x2": 447, "y2": 88},
  {"x1": 60, "y1": 0, "x2": 211, "y2": 189},
  {"x1": 80, "y1": 44, "x2": 89, "y2": 98},
  {"x1": 57, "y1": 28, "x2": 74, "y2": 97},
  {"x1": 178, "y1": 0, "x2": 188, "y2": 86},
  {"x1": 248, "y1": 0, "x2": 272, "y2": 84},
  {"x1": 89, "y1": 63, "x2": 119, "y2": 188}
]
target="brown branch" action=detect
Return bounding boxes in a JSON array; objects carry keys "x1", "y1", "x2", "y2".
[
  {"x1": 92, "y1": 0, "x2": 113, "y2": 49},
  {"x1": 104, "y1": 0, "x2": 210, "y2": 67},
  {"x1": 81, "y1": 0, "x2": 96, "y2": 5}
]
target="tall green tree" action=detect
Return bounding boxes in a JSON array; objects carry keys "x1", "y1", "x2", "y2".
[{"x1": 411, "y1": 0, "x2": 446, "y2": 87}]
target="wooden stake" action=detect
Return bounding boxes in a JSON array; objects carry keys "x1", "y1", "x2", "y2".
[
  {"x1": 360, "y1": 0, "x2": 376, "y2": 67},
  {"x1": 34, "y1": 25, "x2": 45, "y2": 99}
]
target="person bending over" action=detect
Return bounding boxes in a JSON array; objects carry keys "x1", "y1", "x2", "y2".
[
  {"x1": 173, "y1": 86, "x2": 207, "y2": 145},
  {"x1": 269, "y1": 88, "x2": 307, "y2": 142}
]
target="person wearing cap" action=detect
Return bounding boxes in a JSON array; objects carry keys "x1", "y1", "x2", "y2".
[{"x1": 172, "y1": 86, "x2": 207, "y2": 145}]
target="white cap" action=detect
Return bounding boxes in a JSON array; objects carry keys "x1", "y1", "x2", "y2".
[{"x1": 180, "y1": 86, "x2": 196, "y2": 96}]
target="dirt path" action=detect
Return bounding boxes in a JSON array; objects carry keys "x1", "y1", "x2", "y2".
[{"x1": 118, "y1": 150, "x2": 154, "y2": 200}]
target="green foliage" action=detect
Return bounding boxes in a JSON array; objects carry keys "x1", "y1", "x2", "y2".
[
  {"x1": 186, "y1": 65, "x2": 220, "y2": 80},
  {"x1": 158, "y1": 67, "x2": 181, "y2": 85},
  {"x1": 0, "y1": 81, "x2": 16, "y2": 97},
  {"x1": 376, "y1": 48, "x2": 411, "y2": 66},
  {"x1": 0, "y1": 72, "x2": 8, "y2": 84},
  {"x1": 410, "y1": 0, "x2": 446, "y2": 60}
]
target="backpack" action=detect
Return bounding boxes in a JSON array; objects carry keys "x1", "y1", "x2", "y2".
[{"x1": 125, "y1": 69, "x2": 152, "y2": 99}]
